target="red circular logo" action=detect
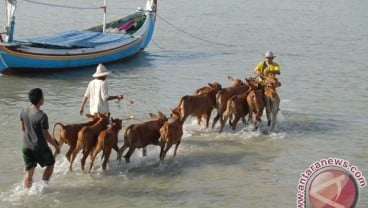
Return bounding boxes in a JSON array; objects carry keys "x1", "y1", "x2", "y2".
[{"x1": 307, "y1": 168, "x2": 358, "y2": 208}]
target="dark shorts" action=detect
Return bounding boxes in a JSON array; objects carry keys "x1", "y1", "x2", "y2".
[{"x1": 22, "y1": 147, "x2": 55, "y2": 170}]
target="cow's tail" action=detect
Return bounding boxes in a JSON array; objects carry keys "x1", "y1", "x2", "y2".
[
  {"x1": 216, "y1": 92, "x2": 221, "y2": 108},
  {"x1": 123, "y1": 125, "x2": 135, "y2": 147},
  {"x1": 178, "y1": 96, "x2": 187, "y2": 121},
  {"x1": 162, "y1": 123, "x2": 169, "y2": 143},
  {"x1": 124, "y1": 126, "x2": 130, "y2": 142},
  {"x1": 52, "y1": 122, "x2": 65, "y2": 146},
  {"x1": 228, "y1": 96, "x2": 238, "y2": 123},
  {"x1": 224, "y1": 97, "x2": 233, "y2": 117}
]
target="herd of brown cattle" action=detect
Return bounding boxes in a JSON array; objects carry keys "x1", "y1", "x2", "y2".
[{"x1": 52, "y1": 75, "x2": 281, "y2": 172}]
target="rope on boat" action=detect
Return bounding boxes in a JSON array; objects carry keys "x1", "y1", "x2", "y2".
[
  {"x1": 151, "y1": 39, "x2": 165, "y2": 49},
  {"x1": 157, "y1": 14, "x2": 236, "y2": 47},
  {"x1": 22, "y1": 0, "x2": 101, "y2": 10}
]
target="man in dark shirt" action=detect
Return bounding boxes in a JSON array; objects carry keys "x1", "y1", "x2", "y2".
[{"x1": 20, "y1": 88, "x2": 60, "y2": 190}]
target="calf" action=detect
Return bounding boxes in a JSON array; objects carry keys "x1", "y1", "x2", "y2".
[
  {"x1": 88, "y1": 118, "x2": 123, "y2": 172},
  {"x1": 246, "y1": 80, "x2": 265, "y2": 129},
  {"x1": 117, "y1": 112, "x2": 168, "y2": 163},
  {"x1": 195, "y1": 82, "x2": 222, "y2": 96},
  {"x1": 263, "y1": 77, "x2": 281, "y2": 131},
  {"x1": 220, "y1": 92, "x2": 249, "y2": 132},
  {"x1": 52, "y1": 114, "x2": 99, "y2": 161},
  {"x1": 177, "y1": 92, "x2": 215, "y2": 128},
  {"x1": 159, "y1": 108, "x2": 184, "y2": 161},
  {"x1": 69, "y1": 113, "x2": 110, "y2": 171},
  {"x1": 219, "y1": 77, "x2": 258, "y2": 132},
  {"x1": 212, "y1": 76, "x2": 249, "y2": 129},
  {"x1": 194, "y1": 82, "x2": 222, "y2": 125}
]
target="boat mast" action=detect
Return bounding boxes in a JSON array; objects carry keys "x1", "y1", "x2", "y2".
[
  {"x1": 101, "y1": 0, "x2": 106, "y2": 33},
  {"x1": 4, "y1": 0, "x2": 17, "y2": 42}
]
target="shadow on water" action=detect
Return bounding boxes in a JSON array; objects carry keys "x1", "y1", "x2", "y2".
[
  {"x1": 107, "y1": 137, "x2": 272, "y2": 178},
  {"x1": 119, "y1": 151, "x2": 249, "y2": 176},
  {"x1": 46, "y1": 152, "x2": 269, "y2": 200},
  {"x1": 0, "y1": 51, "x2": 153, "y2": 79},
  {"x1": 40, "y1": 181, "x2": 191, "y2": 204},
  {"x1": 277, "y1": 110, "x2": 346, "y2": 136}
]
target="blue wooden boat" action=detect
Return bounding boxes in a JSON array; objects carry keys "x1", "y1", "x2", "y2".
[{"x1": 0, "y1": 0, "x2": 157, "y2": 73}]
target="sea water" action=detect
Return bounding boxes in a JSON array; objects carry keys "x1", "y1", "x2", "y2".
[{"x1": 0, "y1": 0, "x2": 367, "y2": 207}]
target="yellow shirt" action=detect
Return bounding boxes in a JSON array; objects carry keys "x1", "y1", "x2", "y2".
[{"x1": 254, "y1": 61, "x2": 280, "y2": 81}]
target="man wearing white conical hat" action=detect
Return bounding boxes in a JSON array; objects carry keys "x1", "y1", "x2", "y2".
[
  {"x1": 80, "y1": 63, "x2": 124, "y2": 115},
  {"x1": 252, "y1": 50, "x2": 281, "y2": 82}
]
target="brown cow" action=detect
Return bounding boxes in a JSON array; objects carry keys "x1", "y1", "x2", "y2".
[
  {"x1": 52, "y1": 114, "x2": 99, "y2": 161},
  {"x1": 219, "y1": 77, "x2": 258, "y2": 132},
  {"x1": 117, "y1": 111, "x2": 168, "y2": 163},
  {"x1": 194, "y1": 82, "x2": 222, "y2": 125},
  {"x1": 88, "y1": 118, "x2": 123, "y2": 172},
  {"x1": 195, "y1": 82, "x2": 222, "y2": 96},
  {"x1": 246, "y1": 80, "x2": 265, "y2": 129},
  {"x1": 263, "y1": 77, "x2": 281, "y2": 131},
  {"x1": 212, "y1": 76, "x2": 249, "y2": 129},
  {"x1": 177, "y1": 92, "x2": 215, "y2": 128},
  {"x1": 159, "y1": 108, "x2": 184, "y2": 161},
  {"x1": 220, "y1": 93, "x2": 249, "y2": 132},
  {"x1": 69, "y1": 113, "x2": 110, "y2": 171}
]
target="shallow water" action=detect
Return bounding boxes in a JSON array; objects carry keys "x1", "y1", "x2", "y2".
[{"x1": 1, "y1": 0, "x2": 367, "y2": 207}]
